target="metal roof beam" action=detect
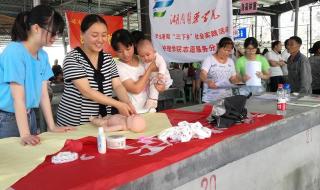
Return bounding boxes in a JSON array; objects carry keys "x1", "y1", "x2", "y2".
[
  {"x1": 268, "y1": 0, "x2": 318, "y2": 13},
  {"x1": 233, "y1": 0, "x2": 318, "y2": 16}
]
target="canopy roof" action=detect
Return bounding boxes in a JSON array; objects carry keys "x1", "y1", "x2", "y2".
[{"x1": 0, "y1": 0, "x2": 317, "y2": 36}]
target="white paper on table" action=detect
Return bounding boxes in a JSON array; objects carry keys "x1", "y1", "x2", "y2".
[
  {"x1": 245, "y1": 61, "x2": 261, "y2": 86},
  {"x1": 298, "y1": 96, "x2": 320, "y2": 102},
  {"x1": 215, "y1": 80, "x2": 236, "y2": 88},
  {"x1": 254, "y1": 93, "x2": 278, "y2": 100}
]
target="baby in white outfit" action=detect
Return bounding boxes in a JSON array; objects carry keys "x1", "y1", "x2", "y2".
[{"x1": 136, "y1": 39, "x2": 172, "y2": 112}]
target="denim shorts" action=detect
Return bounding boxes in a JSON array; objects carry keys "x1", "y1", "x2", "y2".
[
  {"x1": 0, "y1": 109, "x2": 37, "y2": 139},
  {"x1": 239, "y1": 86, "x2": 265, "y2": 96}
]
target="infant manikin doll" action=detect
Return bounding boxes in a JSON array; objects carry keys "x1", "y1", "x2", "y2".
[
  {"x1": 89, "y1": 114, "x2": 146, "y2": 133},
  {"x1": 137, "y1": 39, "x2": 173, "y2": 112}
]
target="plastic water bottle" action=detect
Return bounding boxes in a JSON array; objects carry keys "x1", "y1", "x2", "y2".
[
  {"x1": 283, "y1": 83, "x2": 291, "y2": 102},
  {"x1": 276, "y1": 84, "x2": 286, "y2": 111},
  {"x1": 97, "y1": 127, "x2": 106, "y2": 154}
]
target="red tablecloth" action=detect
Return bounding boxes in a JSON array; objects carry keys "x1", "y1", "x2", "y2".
[{"x1": 12, "y1": 105, "x2": 283, "y2": 190}]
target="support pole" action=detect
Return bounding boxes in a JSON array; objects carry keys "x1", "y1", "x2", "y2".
[
  {"x1": 255, "y1": 16, "x2": 257, "y2": 39},
  {"x1": 270, "y1": 14, "x2": 280, "y2": 40},
  {"x1": 33, "y1": 0, "x2": 40, "y2": 6},
  {"x1": 251, "y1": 24, "x2": 254, "y2": 37},
  {"x1": 62, "y1": 34, "x2": 67, "y2": 55},
  {"x1": 140, "y1": 0, "x2": 151, "y2": 38},
  {"x1": 307, "y1": 24, "x2": 309, "y2": 57},
  {"x1": 309, "y1": 6, "x2": 313, "y2": 48},
  {"x1": 127, "y1": 10, "x2": 130, "y2": 31},
  {"x1": 137, "y1": 0, "x2": 142, "y2": 31},
  {"x1": 294, "y1": 0, "x2": 299, "y2": 36},
  {"x1": 98, "y1": 0, "x2": 101, "y2": 14}
]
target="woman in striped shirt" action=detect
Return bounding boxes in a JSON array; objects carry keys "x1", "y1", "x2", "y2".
[{"x1": 57, "y1": 14, "x2": 135, "y2": 126}]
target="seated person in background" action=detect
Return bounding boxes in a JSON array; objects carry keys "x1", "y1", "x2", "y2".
[
  {"x1": 309, "y1": 41, "x2": 320, "y2": 94},
  {"x1": 51, "y1": 71, "x2": 64, "y2": 84},
  {"x1": 51, "y1": 59, "x2": 62, "y2": 80},
  {"x1": 169, "y1": 63, "x2": 185, "y2": 89},
  {"x1": 89, "y1": 114, "x2": 146, "y2": 133},
  {"x1": 136, "y1": 39, "x2": 173, "y2": 112}
]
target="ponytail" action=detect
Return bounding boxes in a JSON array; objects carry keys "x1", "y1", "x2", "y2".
[
  {"x1": 11, "y1": 11, "x2": 30, "y2": 41},
  {"x1": 10, "y1": 5, "x2": 65, "y2": 42}
]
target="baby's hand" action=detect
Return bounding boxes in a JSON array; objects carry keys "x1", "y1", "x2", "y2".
[
  {"x1": 157, "y1": 73, "x2": 165, "y2": 84},
  {"x1": 89, "y1": 115, "x2": 101, "y2": 122},
  {"x1": 148, "y1": 62, "x2": 158, "y2": 72},
  {"x1": 157, "y1": 73, "x2": 164, "y2": 79}
]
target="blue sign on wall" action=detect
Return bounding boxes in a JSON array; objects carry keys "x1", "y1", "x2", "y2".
[{"x1": 235, "y1": 27, "x2": 247, "y2": 39}]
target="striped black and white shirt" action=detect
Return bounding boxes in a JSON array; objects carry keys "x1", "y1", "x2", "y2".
[{"x1": 57, "y1": 47, "x2": 119, "y2": 126}]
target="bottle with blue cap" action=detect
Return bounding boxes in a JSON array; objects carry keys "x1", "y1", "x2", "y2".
[
  {"x1": 283, "y1": 83, "x2": 291, "y2": 102},
  {"x1": 276, "y1": 84, "x2": 287, "y2": 115}
]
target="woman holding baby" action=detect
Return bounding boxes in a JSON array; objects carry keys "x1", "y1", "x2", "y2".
[{"x1": 111, "y1": 29, "x2": 167, "y2": 113}]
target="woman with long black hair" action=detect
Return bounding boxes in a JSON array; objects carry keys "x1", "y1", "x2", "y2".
[{"x1": 0, "y1": 5, "x2": 74, "y2": 145}]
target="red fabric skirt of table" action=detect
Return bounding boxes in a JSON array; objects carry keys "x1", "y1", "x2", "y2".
[{"x1": 12, "y1": 104, "x2": 283, "y2": 190}]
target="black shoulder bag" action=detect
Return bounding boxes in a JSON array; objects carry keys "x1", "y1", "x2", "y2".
[{"x1": 209, "y1": 94, "x2": 250, "y2": 128}]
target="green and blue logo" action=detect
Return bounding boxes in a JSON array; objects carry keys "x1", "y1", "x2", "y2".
[{"x1": 153, "y1": 0, "x2": 174, "y2": 17}]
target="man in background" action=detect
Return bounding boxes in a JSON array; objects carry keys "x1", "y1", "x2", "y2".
[{"x1": 287, "y1": 36, "x2": 312, "y2": 94}]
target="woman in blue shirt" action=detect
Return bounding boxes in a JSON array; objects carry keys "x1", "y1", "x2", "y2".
[{"x1": 0, "y1": 5, "x2": 73, "y2": 145}]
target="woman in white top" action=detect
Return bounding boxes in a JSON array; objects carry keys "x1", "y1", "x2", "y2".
[
  {"x1": 265, "y1": 40, "x2": 285, "y2": 92},
  {"x1": 111, "y1": 29, "x2": 165, "y2": 113},
  {"x1": 200, "y1": 37, "x2": 239, "y2": 102}
]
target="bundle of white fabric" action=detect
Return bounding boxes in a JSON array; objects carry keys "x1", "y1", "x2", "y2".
[
  {"x1": 158, "y1": 121, "x2": 212, "y2": 143},
  {"x1": 52, "y1": 152, "x2": 78, "y2": 164}
]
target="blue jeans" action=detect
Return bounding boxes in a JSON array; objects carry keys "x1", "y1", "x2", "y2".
[
  {"x1": 0, "y1": 109, "x2": 37, "y2": 138},
  {"x1": 239, "y1": 86, "x2": 265, "y2": 96}
]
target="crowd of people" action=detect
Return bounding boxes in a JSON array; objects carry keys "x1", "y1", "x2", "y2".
[
  {"x1": 169, "y1": 35, "x2": 318, "y2": 102},
  {"x1": 0, "y1": 4, "x2": 320, "y2": 145}
]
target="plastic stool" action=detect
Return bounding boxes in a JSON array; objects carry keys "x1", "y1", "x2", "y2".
[
  {"x1": 174, "y1": 88, "x2": 186, "y2": 104},
  {"x1": 197, "y1": 88, "x2": 202, "y2": 103},
  {"x1": 185, "y1": 86, "x2": 193, "y2": 102}
]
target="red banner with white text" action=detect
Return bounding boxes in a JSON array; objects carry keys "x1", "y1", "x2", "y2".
[
  {"x1": 240, "y1": 0, "x2": 258, "y2": 14},
  {"x1": 65, "y1": 11, "x2": 123, "y2": 56}
]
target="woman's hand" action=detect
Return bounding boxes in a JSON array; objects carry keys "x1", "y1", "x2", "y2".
[
  {"x1": 207, "y1": 80, "x2": 217, "y2": 89},
  {"x1": 116, "y1": 101, "x2": 135, "y2": 116},
  {"x1": 147, "y1": 62, "x2": 158, "y2": 72},
  {"x1": 256, "y1": 71, "x2": 263, "y2": 79},
  {"x1": 155, "y1": 83, "x2": 166, "y2": 92},
  {"x1": 229, "y1": 75, "x2": 239, "y2": 84},
  {"x1": 242, "y1": 74, "x2": 251, "y2": 82},
  {"x1": 48, "y1": 125, "x2": 76, "y2": 133},
  {"x1": 128, "y1": 102, "x2": 137, "y2": 114},
  {"x1": 20, "y1": 134, "x2": 40, "y2": 146}
]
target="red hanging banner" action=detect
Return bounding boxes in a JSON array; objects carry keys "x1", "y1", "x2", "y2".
[
  {"x1": 240, "y1": 0, "x2": 258, "y2": 14},
  {"x1": 65, "y1": 11, "x2": 123, "y2": 56}
]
